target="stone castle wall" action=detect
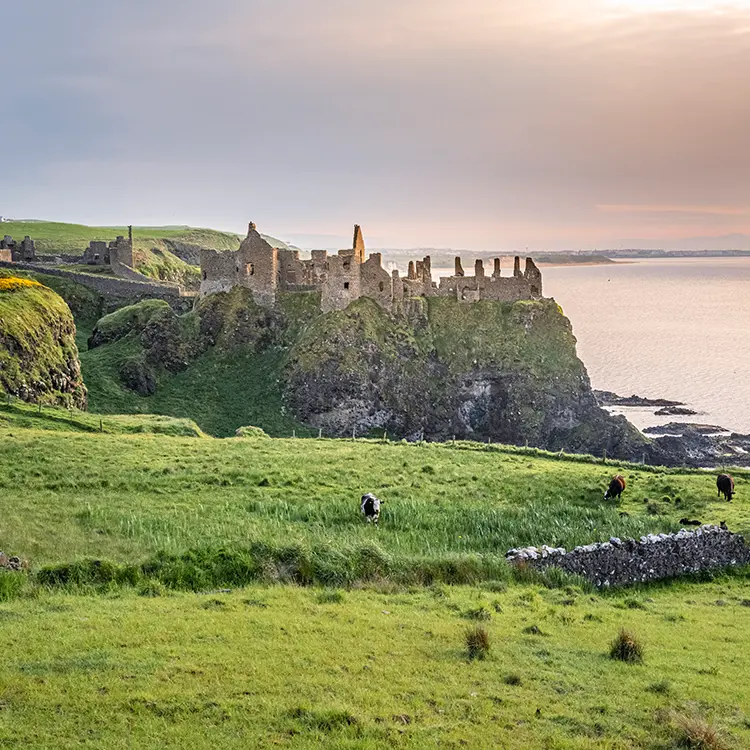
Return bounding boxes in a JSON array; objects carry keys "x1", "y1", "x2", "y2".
[
  {"x1": 0, "y1": 260, "x2": 191, "y2": 311},
  {"x1": 506, "y1": 525, "x2": 750, "y2": 587},
  {"x1": 199, "y1": 221, "x2": 545, "y2": 314}
]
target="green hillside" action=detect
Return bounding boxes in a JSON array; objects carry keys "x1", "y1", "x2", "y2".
[
  {"x1": 0, "y1": 422, "x2": 748, "y2": 748},
  {"x1": 1, "y1": 220, "x2": 296, "y2": 288}
]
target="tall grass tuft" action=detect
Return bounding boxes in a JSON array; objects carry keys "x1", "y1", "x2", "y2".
[
  {"x1": 670, "y1": 711, "x2": 730, "y2": 750},
  {"x1": 609, "y1": 628, "x2": 644, "y2": 664},
  {"x1": 465, "y1": 625, "x2": 491, "y2": 661}
]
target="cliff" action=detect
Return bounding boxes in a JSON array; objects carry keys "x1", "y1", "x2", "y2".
[
  {"x1": 81, "y1": 290, "x2": 645, "y2": 457},
  {"x1": 284, "y1": 296, "x2": 646, "y2": 454},
  {"x1": 0, "y1": 277, "x2": 87, "y2": 408}
]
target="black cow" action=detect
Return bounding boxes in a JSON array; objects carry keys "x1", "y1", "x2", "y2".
[
  {"x1": 680, "y1": 518, "x2": 702, "y2": 527},
  {"x1": 717, "y1": 474, "x2": 734, "y2": 502},
  {"x1": 360, "y1": 493, "x2": 383, "y2": 524},
  {"x1": 604, "y1": 475, "x2": 626, "y2": 501}
]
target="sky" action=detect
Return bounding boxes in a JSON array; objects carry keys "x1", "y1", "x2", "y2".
[{"x1": 2, "y1": 0, "x2": 750, "y2": 250}]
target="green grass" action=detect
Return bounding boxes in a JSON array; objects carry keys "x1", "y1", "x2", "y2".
[
  {"x1": 0, "y1": 428, "x2": 747, "y2": 568},
  {"x1": 0, "y1": 268, "x2": 102, "y2": 349},
  {"x1": 0, "y1": 581, "x2": 748, "y2": 748},
  {"x1": 0, "y1": 281, "x2": 87, "y2": 408},
  {"x1": 0, "y1": 399, "x2": 204, "y2": 437},
  {"x1": 0, "y1": 423, "x2": 747, "y2": 747},
  {"x1": 1, "y1": 221, "x2": 242, "y2": 255}
]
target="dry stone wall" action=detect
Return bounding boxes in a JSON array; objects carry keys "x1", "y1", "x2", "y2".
[
  {"x1": 506, "y1": 526, "x2": 750, "y2": 587},
  {"x1": 0, "y1": 260, "x2": 191, "y2": 311}
]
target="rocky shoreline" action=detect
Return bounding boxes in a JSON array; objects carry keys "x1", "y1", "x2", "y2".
[{"x1": 594, "y1": 390, "x2": 750, "y2": 468}]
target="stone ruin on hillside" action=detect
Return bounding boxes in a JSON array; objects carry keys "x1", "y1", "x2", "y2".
[
  {"x1": 200, "y1": 222, "x2": 544, "y2": 312},
  {"x1": 82, "y1": 233, "x2": 134, "y2": 268},
  {"x1": 0, "y1": 235, "x2": 36, "y2": 263}
]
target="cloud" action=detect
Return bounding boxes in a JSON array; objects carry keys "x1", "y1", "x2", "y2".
[{"x1": 2, "y1": 0, "x2": 750, "y2": 248}]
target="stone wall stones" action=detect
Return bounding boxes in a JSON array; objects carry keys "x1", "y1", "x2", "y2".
[
  {"x1": 0, "y1": 260, "x2": 190, "y2": 310},
  {"x1": 506, "y1": 525, "x2": 750, "y2": 587}
]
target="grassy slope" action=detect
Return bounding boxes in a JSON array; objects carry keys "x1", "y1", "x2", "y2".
[
  {"x1": 79, "y1": 291, "x2": 322, "y2": 438},
  {"x1": 0, "y1": 581, "x2": 748, "y2": 749},
  {"x1": 0, "y1": 400, "x2": 205, "y2": 437},
  {"x1": 0, "y1": 428, "x2": 748, "y2": 747},
  {"x1": 1, "y1": 221, "x2": 242, "y2": 254},
  {"x1": 0, "y1": 429, "x2": 748, "y2": 566}
]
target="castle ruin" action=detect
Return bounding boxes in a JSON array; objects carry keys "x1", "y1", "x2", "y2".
[
  {"x1": 200, "y1": 223, "x2": 543, "y2": 312},
  {"x1": 0, "y1": 235, "x2": 36, "y2": 263}
]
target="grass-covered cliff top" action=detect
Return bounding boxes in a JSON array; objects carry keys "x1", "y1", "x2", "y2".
[
  {"x1": 0, "y1": 277, "x2": 87, "y2": 408},
  {"x1": 2, "y1": 220, "x2": 298, "y2": 287},
  {"x1": 2, "y1": 221, "x2": 241, "y2": 254}
]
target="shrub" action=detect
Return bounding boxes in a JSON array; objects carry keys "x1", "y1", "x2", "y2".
[
  {"x1": 235, "y1": 425, "x2": 270, "y2": 439},
  {"x1": 671, "y1": 711, "x2": 730, "y2": 750},
  {"x1": 503, "y1": 673, "x2": 522, "y2": 686},
  {"x1": 0, "y1": 571, "x2": 27, "y2": 601},
  {"x1": 138, "y1": 580, "x2": 167, "y2": 597},
  {"x1": 609, "y1": 628, "x2": 644, "y2": 664},
  {"x1": 647, "y1": 679, "x2": 671, "y2": 694},
  {"x1": 316, "y1": 589, "x2": 345, "y2": 604},
  {"x1": 465, "y1": 625, "x2": 491, "y2": 661},
  {"x1": 463, "y1": 606, "x2": 492, "y2": 621}
]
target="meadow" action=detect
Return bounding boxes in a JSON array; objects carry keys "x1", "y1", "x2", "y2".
[{"x1": 1, "y1": 410, "x2": 749, "y2": 747}]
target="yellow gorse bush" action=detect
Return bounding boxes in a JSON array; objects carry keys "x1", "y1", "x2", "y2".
[{"x1": 0, "y1": 277, "x2": 44, "y2": 292}]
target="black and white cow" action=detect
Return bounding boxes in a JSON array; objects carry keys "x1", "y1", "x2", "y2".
[{"x1": 360, "y1": 493, "x2": 383, "y2": 524}]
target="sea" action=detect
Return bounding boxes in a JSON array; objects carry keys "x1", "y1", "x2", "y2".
[{"x1": 432, "y1": 258, "x2": 750, "y2": 434}]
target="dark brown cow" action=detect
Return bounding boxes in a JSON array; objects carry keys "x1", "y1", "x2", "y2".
[
  {"x1": 604, "y1": 474, "x2": 626, "y2": 501},
  {"x1": 717, "y1": 474, "x2": 734, "y2": 502}
]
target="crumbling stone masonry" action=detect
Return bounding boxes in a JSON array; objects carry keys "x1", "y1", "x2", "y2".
[
  {"x1": 199, "y1": 221, "x2": 545, "y2": 313},
  {"x1": 506, "y1": 525, "x2": 750, "y2": 587},
  {"x1": 1, "y1": 235, "x2": 36, "y2": 262}
]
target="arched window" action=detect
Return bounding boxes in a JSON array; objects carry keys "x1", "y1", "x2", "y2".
[{"x1": 379, "y1": 282, "x2": 384, "y2": 292}]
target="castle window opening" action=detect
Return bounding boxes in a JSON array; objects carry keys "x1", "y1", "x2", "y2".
[
  {"x1": 343, "y1": 261, "x2": 350, "y2": 270},
  {"x1": 202, "y1": 270, "x2": 207, "y2": 280},
  {"x1": 379, "y1": 282, "x2": 384, "y2": 292},
  {"x1": 246, "y1": 263, "x2": 255, "y2": 276},
  {"x1": 344, "y1": 282, "x2": 350, "y2": 290},
  {"x1": 531, "y1": 285, "x2": 539, "y2": 295}
]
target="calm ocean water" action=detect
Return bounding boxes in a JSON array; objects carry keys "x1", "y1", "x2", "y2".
[{"x1": 432, "y1": 258, "x2": 750, "y2": 434}]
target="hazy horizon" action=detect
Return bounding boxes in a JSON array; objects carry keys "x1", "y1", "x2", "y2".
[{"x1": 3, "y1": 0, "x2": 750, "y2": 250}]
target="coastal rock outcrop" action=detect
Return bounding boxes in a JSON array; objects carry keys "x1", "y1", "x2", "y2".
[
  {"x1": 0, "y1": 276, "x2": 87, "y2": 408},
  {"x1": 284, "y1": 296, "x2": 647, "y2": 456}
]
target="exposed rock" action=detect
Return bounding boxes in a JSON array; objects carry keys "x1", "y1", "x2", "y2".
[
  {"x1": 0, "y1": 552, "x2": 28, "y2": 571},
  {"x1": 593, "y1": 390, "x2": 684, "y2": 408},
  {"x1": 644, "y1": 422, "x2": 728, "y2": 436},
  {"x1": 284, "y1": 296, "x2": 648, "y2": 457},
  {"x1": 654, "y1": 406, "x2": 698, "y2": 416}
]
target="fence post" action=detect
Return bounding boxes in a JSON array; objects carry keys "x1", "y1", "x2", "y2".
[
  {"x1": 99, "y1": 417, "x2": 103, "y2": 433},
  {"x1": 318, "y1": 427, "x2": 323, "y2": 439},
  {"x1": 352, "y1": 427, "x2": 356, "y2": 441},
  {"x1": 292, "y1": 429, "x2": 296, "y2": 439}
]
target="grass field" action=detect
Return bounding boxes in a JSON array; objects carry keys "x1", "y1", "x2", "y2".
[
  {"x1": 0, "y1": 579, "x2": 748, "y2": 748},
  {"x1": 0, "y1": 417, "x2": 749, "y2": 747},
  {"x1": 1, "y1": 221, "x2": 242, "y2": 255}
]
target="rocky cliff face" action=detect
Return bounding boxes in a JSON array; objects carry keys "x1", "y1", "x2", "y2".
[
  {"x1": 284, "y1": 297, "x2": 646, "y2": 456},
  {"x1": 82, "y1": 289, "x2": 647, "y2": 457},
  {"x1": 0, "y1": 277, "x2": 87, "y2": 408}
]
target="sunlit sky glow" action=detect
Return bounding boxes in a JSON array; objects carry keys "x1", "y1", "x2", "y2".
[{"x1": 2, "y1": 0, "x2": 750, "y2": 249}]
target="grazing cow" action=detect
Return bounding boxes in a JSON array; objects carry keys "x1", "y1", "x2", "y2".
[
  {"x1": 717, "y1": 474, "x2": 734, "y2": 502},
  {"x1": 360, "y1": 493, "x2": 383, "y2": 525},
  {"x1": 679, "y1": 518, "x2": 702, "y2": 527},
  {"x1": 604, "y1": 475, "x2": 626, "y2": 501}
]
